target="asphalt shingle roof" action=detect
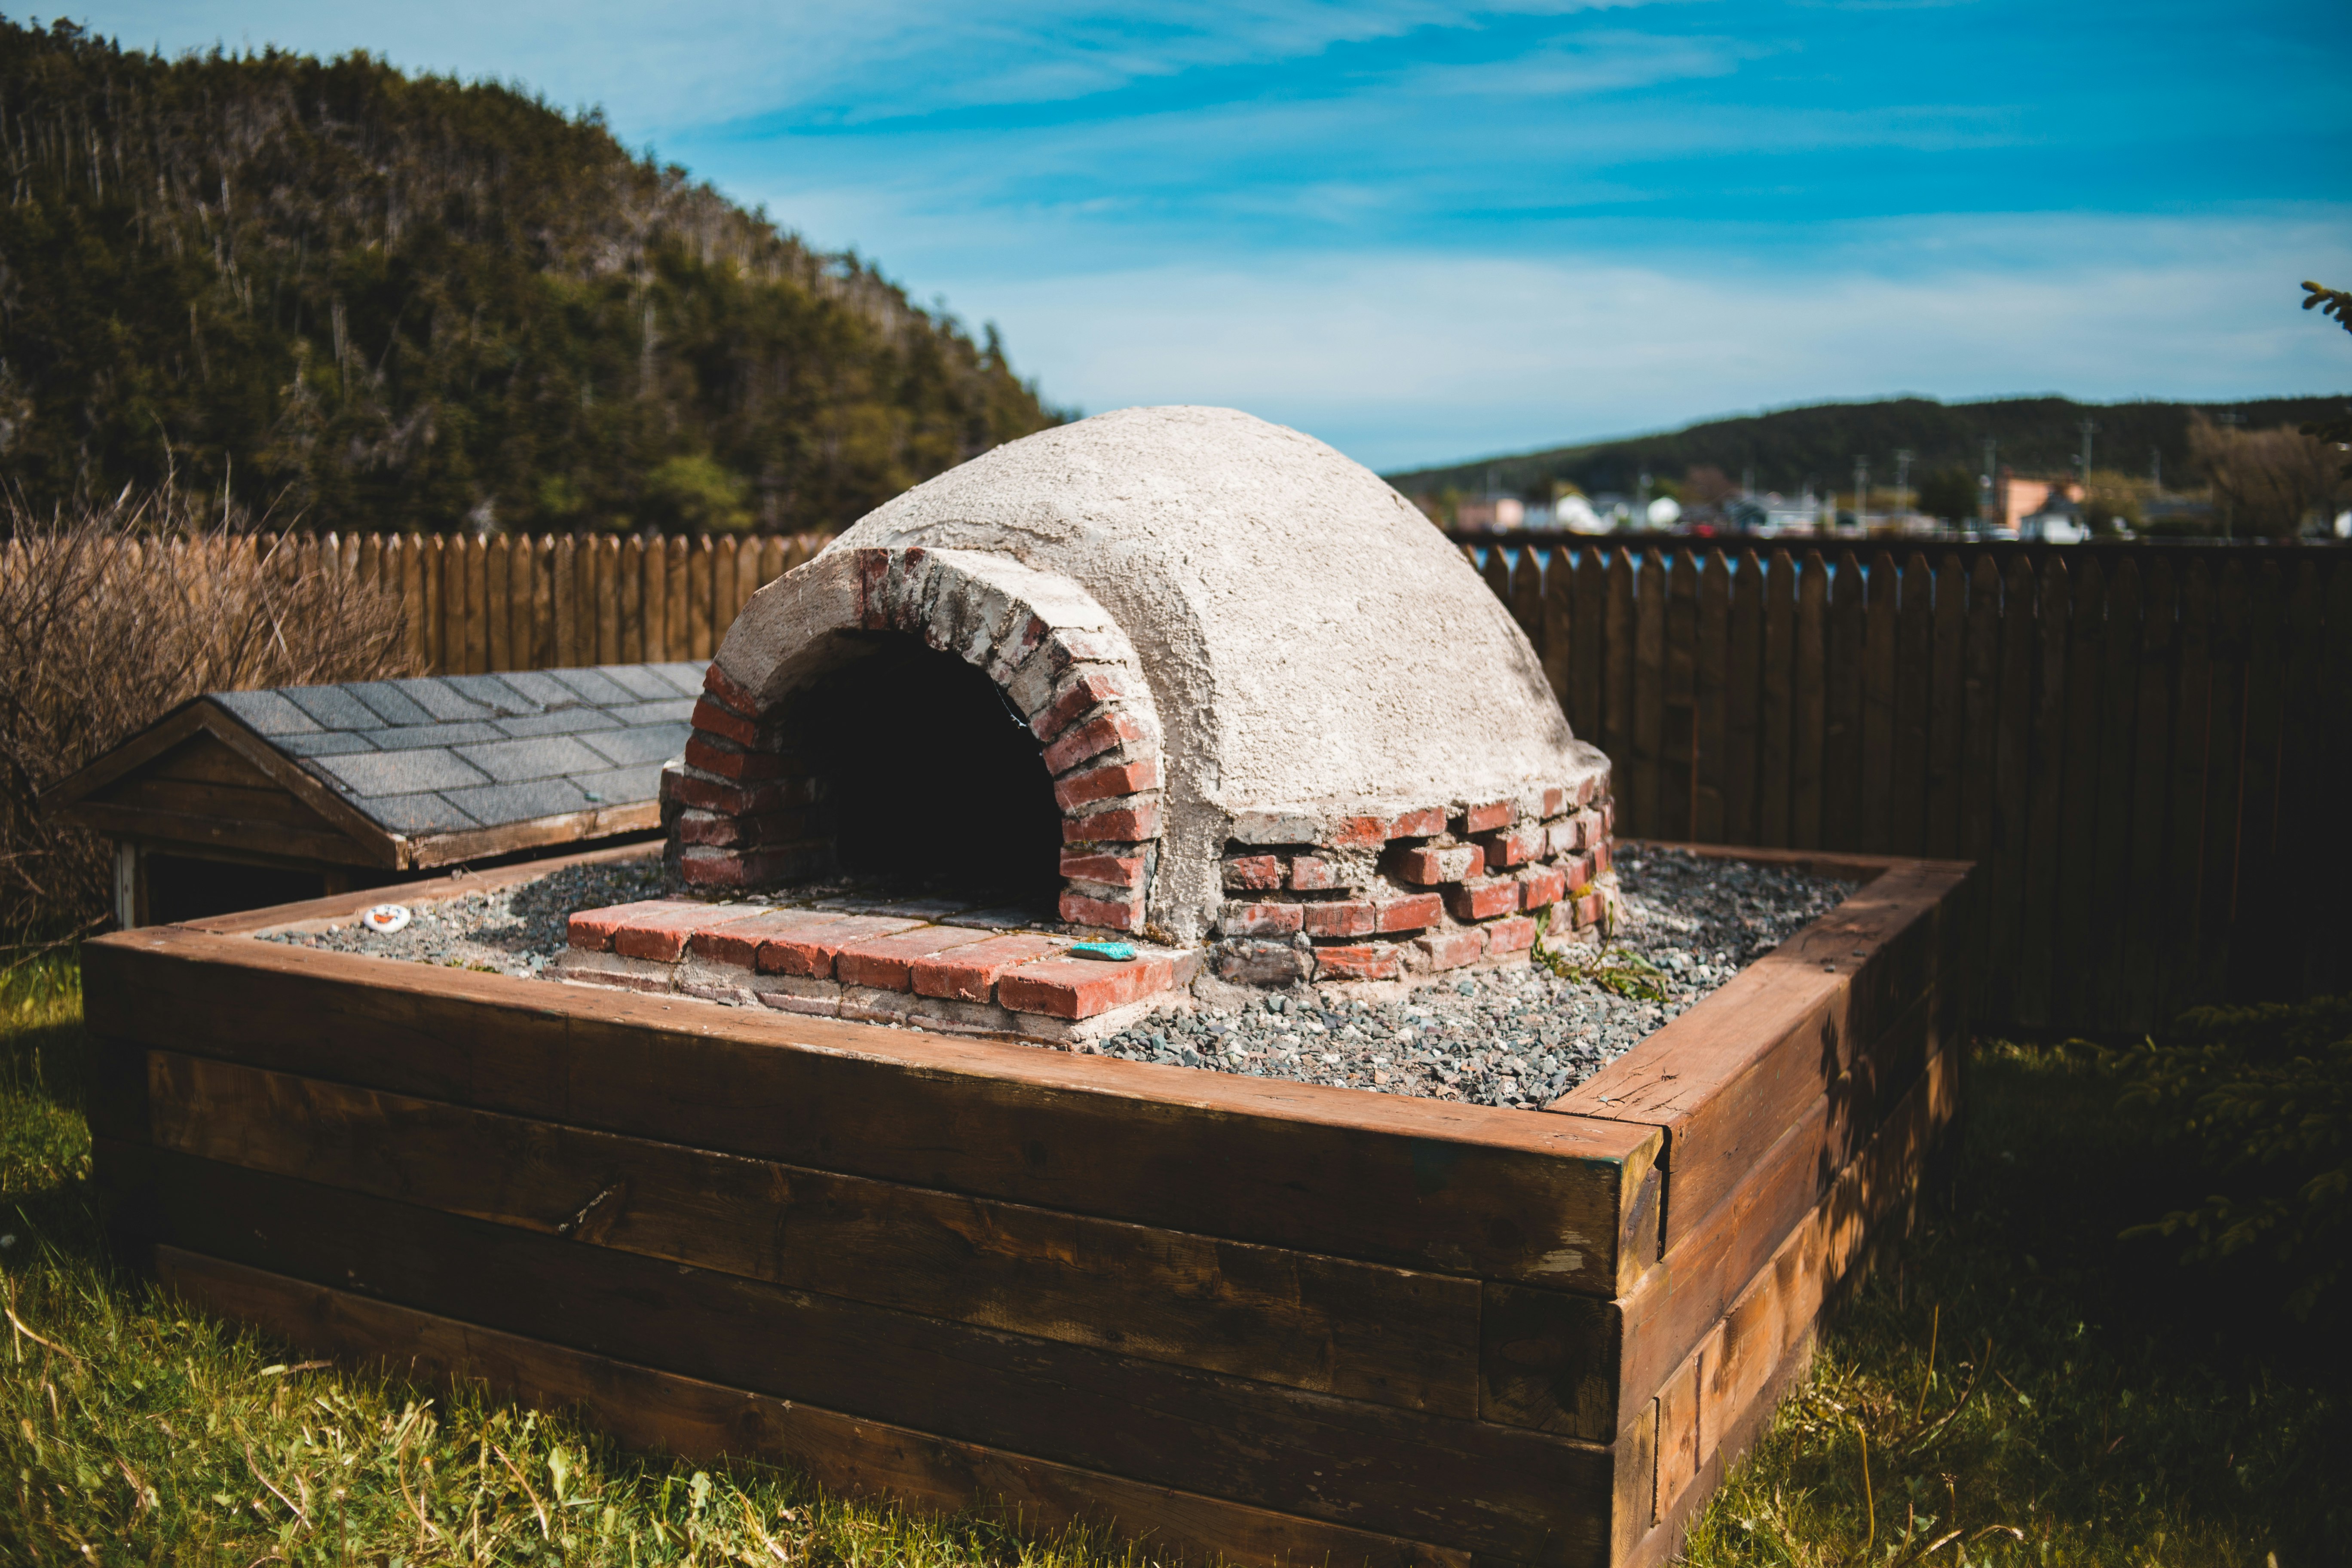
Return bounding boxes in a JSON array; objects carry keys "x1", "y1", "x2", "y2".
[{"x1": 210, "y1": 662, "x2": 705, "y2": 838}]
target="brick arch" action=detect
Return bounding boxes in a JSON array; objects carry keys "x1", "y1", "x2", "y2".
[{"x1": 664, "y1": 547, "x2": 1167, "y2": 933}]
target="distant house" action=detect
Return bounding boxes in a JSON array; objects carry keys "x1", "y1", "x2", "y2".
[
  {"x1": 1456, "y1": 496, "x2": 1526, "y2": 532},
  {"x1": 2020, "y1": 489, "x2": 2088, "y2": 543},
  {"x1": 2000, "y1": 475, "x2": 2082, "y2": 532}
]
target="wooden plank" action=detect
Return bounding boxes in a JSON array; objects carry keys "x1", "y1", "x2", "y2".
[
  {"x1": 2196, "y1": 562, "x2": 2249, "y2": 1004},
  {"x1": 420, "y1": 533, "x2": 444, "y2": 674},
  {"x1": 527, "y1": 534, "x2": 554, "y2": 669},
  {"x1": 2119, "y1": 559, "x2": 2175, "y2": 1032},
  {"x1": 1859, "y1": 551, "x2": 1897, "y2": 853},
  {"x1": 1822, "y1": 553, "x2": 1864, "y2": 852},
  {"x1": 2160, "y1": 562, "x2": 2214, "y2": 1020},
  {"x1": 1501, "y1": 982, "x2": 1954, "y2": 1442},
  {"x1": 1959, "y1": 557, "x2": 2000, "y2": 873},
  {"x1": 1790, "y1": 553, "x2": 1828, "y2": 852},
  {"x1": 405, "y1": 803, "x2": 662, "y2": 869},
  {"x1": 1757, "y1": 552, "x2": 1794, "y2": 847},
  {"x1": 1603, "y1": 550, "x2": 1635, "y2": 818},
  {"x1": 1553, "y1": 860, "x2": 1966, "y2": 1256},
  {"x1": 737, "y1": 533, "x2": 768, "y2": 631},
  {"x1": 1983, "y1": 557, "x2": 2034, "y2": 1026},
  {"x1": 2052, "y1": 558, "x2": 2105, "y2": 1026},
  {"x1": 1541, "y1": 545, "x2": 1575, "y2": 713},
  {"x1": 1510, "y1": 545, "x2": 1544, "y2": 650},
  {"x1": 1660, "y1": 553, "x2": 1698, "y2": 841},
  {"x1": 688, "y1": 536, "x2": 715, "y2": 659},
  {"x1": 1723, "y1": 551, "x2": 1763, "y2": 845},
  {"x1": 1924, "y1": 557, "x2": 1964, "y2": 859},
  {"x1": 183, "y1": 841, "x2": 662, "y2": 935},
  {"x1": 142, "y1": 1049, "x2": 1481, "y2": 1415},
  {"x1": 2274, "y1": 564, "x2": 2325, "y2": 998},
  {"x1": 143, "y1": 731, "x2": 296, "y2": 789},
  {"x1": 1694, "y1": 553, "x2": 1729, "y2": 843},
  {"x1": 466, "y1": 533, "x2": 490, "y2": 676},
  {"x1": 1630, "y1": 550, "x2": 1667, "y2": 839},
  {"x1": 60, "y1": 802, "x2": 374, "y2": 867},
  {"x1": 1572, "y1": 547, "x2": 1606, "y2": 744},
  {"x1": 597, "y1": 536, "x2": 622, "y2": 665},
  {"x1": 2091, "y1": 559, "x2": 2141, "y2": 1026},
  {"x1": 2226, "y1": 562, "x2": 2285, "y2": 1002},
  {"x1": 771, "y1": 533, "x2": 799, "y2": 578},
  {"x1": 128, "y1": 1152, "x2": 1614, "y2": 1565},
  {"x1": 155, "y1": 1249, "x2": 1470, "y2": 1568},
  {"x1": 622, "y1": 536, "x2": 646, "y2": 663},
  {"x1": 92, "y1": 775, "x2": 337, "y2": 833},
  {"x1": 398, "y1": 535, "x2": 427, "y2": 672},
  {"x1": 715, "y1": 535, "x2": 741, "y2": 644},
  {"x1": 2015, "y1": 559, "x2": 2069, "y2": 1028},
  {"x1": 487, "y1": 535, "x2": 513, "y2": 671},
  {"x1": 1889, "y1": 554, "x2": 1931, "y2": 855},
  {"x1": 553, "y1": 535, "x2": 579, "y2": 667},
  {"x1": 668, "y1": 535, "x2": 692, "y2": 660},
  {"x1": 1482, "y1": 545, "x2": 1511, "y2": 609},
  {"x1": 81, "y1": 929, "x2": 1659, "y2": 1295}
]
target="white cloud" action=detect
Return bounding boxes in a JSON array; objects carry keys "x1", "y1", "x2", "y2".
[{"x1": 959, "y1": 212, "x2": 2352, "y2": 469}]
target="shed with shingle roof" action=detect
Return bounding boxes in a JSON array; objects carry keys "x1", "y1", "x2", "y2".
[{"x1": 42, "y1": 663, "x2": 704, "y2": 926}]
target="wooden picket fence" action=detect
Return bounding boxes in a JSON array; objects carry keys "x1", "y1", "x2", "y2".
[
  {"x1": 211, "y1": 530, "x2": 833, "y2": 675},
  {"x1": 1459, "y1": 537, "x2": 2352, "y2": 1033}
]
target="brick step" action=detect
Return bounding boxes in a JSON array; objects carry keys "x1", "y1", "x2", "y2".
[{"x1": 552, "y1": 898, "x2": 1200, "y2": 1045}]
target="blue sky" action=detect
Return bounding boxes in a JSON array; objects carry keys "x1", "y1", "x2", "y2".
[{"x1": 44, "y1": 0, "x2": 2352, "y2": 470}]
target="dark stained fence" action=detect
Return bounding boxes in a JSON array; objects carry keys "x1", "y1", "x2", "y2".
[{"x1": 1458, "y1": 536, "x2": 2352, "y2": 1033}]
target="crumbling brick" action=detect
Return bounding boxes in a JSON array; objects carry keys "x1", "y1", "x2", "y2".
[
  {"x1": 1485, "y1": 915, "x2": 1538, "y2": 956},
  {"x1": 1445, "y1": 878, "x2": 1521, "y2": 921},
  {"x1": 1519, "y1": 864, "x2": 1569, "y2": 910},
  {"x1": 1376, "y1": 894, "x2": 1444, "y2": 933},
  {"x1": 1067, "y1": 850, "x2": 1150, "y2": 889},
  {"x1": 1316, "y1": 943, "x2": 1402, "y2": 980},
  {"x1": 1221, "y1": 902, "x2": 1304, "y2": 937},
  {"x1": 911, "y1": 934, "x2": 1063, "y2": 1001},
  {"x1": 1414, "y1": 927, "x2": 1486, "y2": 972},
  {"x1": 1289, "y1": 856, "x2": 1337, "y2": 891},
  {"x1": 1479, "y1": 824, "x2": 1546, "y2": 869},
  {"x1": 834, "y1": 926, "x2": 998, "y2": 992},
  {"x1": 1222, "y1": 854, "x2": 1283, "y2": 891},
  {"x1": 1463, "y1": 798, "x2": 1514, "y2": 834},
  {"x1": 998, "y1": 952, "x2": 1175, "y2": 1019},
  {"x1": 1054, "y1": 758, "x2": 1160, "y2": 810},
  {"x1": 1396, "y1": 844, "x2": 1483, "y2": 885},
  {"x1": 1044, "y1": 711, "x2": 1147, "y2": 773},
  {"x1": 1060, "y1": 889, "x2": 1145, "y2": 931},
  {"x1": 1062, "y1": 802, "x2": 1161, "y2": 843}
]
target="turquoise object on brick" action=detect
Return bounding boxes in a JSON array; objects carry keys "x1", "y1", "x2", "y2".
[{"x1": 1070, "y1": 941, "x2": 1136, "y2": 962}]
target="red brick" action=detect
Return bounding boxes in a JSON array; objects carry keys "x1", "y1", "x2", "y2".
[
  {"x1": 1061, "y1": 802, "x2": 1161, "y2": 844},
  {"x1": 1044, "y1": 712, "x2": 1146, "y2": 773},
  {"x1": 676, "y1": 807, "x2": 816, "y2": 848},
  {"x1": 1540, "y1": 785, "x2": 1569, "y2": 818},
  {"x1": 1485, "y1": 915, "x2": 1538, "y2": 956},
  {"x1": 661, "y1": 770, "x2": 815, "y2": 817},
  {"x1": 1031, "y1": 668, "x2": 1127, "y2": 742},
  {"x1": 1222, "y1": 854, "x2": 1283, "y2": 891},
  {"x1": 568, "y1": 900, "x2": 766, "y2": 962},
  {"x1": 834, "y1": 925, "x2": 997, "y2": 992},
  {"x1": 1221, "y1": 902, "x2": 1304, "y2": 937},
  {"x1": 998, "y1": 952, "x2": 1176, "y2": 1019},
  {"x1": 1316, "y1": 942, "x2": 1402, "y2": 980},
  {"x1": 1415, "y1": 927, "x2": 1486, "y2": 972},
  {"x1": 1388, "y1": 805, "x2": 1448, "y2": 839},
  {"x1": 1289, "y1": 856, "x2": 1337, "y2": 891},
  {"x1": 1598, "y1": 799, "x2": 1617, "y2": 835},
  {"x1": 689, "y1": 697, "x2": 783, "y2": 750},
  {"x1": 687, "y1": 908, "x2": 843, "y2": 969},
  {"x1": 853, "y1": 549, "x2": 893, "y2": 629},
  {"x1": 1302, "y1": 900, "x2": 1380, "y2": 939},
  {"x1": 1591, "y1": 839, "x2": 1614, "y2": 875},
  {"x1": 756, "y1": 914, "x2": 925, "y2": 977},
  {"x1": 1480, "y1": 824, "x2": 1545, "y2": 869},
  {"x1": 678, "y1": 843, "x2": 831, "y2": 888},
  {"x1": 1519, "y1": 864, "x2": 1568, "y2": 910},
  {"x1": 1569, "y1": 891, "x2": 1607, "y2": 930},
  {"x1": 567, "y1": 898, "x2": 698, "y2": 952},
  {"x1": 683, "y1": 733, "x2": 792, "y2": 781},
  {"x1": 1445, "y1": 878, "x2": 1520, "y2": 921},
  {"x1": 1047, "y1": 628, "x2": 1131, "y2": 667},
  {"x1": 1325, "y1": 816, "x2": 1390, "y2": 849},
  {"x1": 1067, "y1": 850, "x2": 1149, "y2": 889},
  {"x1": 1550, "y1": 813, "x2": 1594, "y2": 855},
  {"x1": 1463, "y1": 799, "x2": 1514, "y2": 833},
  {"x1": 1557, "y1": 851, "x2": 1596, "y2": 893},
  {"x1": 911, "y1": 934, "x2": 1063, "y2": 1001},
  {"x1": 1396, "y1": 844, "x2": 1483, "y2": 885},
  {"x1": 1054, "y1": 757, "x2": 1160, "y2": 810},
  {"x1": 1377, "y1": 894, "x2": 1444, "y2": 934},
  {"x1": 701, "y1": 661, "x2": 760, "y2": 719},
  {"x1": 1060, "y1": 889, "x2": 1146, "y2": 931}
]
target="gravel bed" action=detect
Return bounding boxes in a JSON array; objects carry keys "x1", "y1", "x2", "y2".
[
  {"x1": 258, "y1": 846, "x2": 1853, "y2": 1107},
  {"x1": 1093, "y1": 847, "x2": 1854, "y2": 1107},
  {"x1": 259, "y1": 859, "x2": 672, "y2": 976}
]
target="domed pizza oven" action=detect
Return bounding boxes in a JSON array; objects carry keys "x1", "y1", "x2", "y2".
[{"x1": 664, "y1": 405, "x2": 1616, "y2": 992}]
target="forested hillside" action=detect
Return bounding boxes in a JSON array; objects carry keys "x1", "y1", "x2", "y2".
[
  {"x1": 1387, "y1": 392, "x2": 2351, "y2": 499},
  {"x1": 0, "y1": 18, "x2": 1063, "y2": 533}
]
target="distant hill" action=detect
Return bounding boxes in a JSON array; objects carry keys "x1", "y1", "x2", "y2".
[
  {"x1": 0, "y1": 19, "x2": 1063, "y2": 533},
  {"x1": 1384, "y1": 393, "x2": 2352, "y2": 500}
]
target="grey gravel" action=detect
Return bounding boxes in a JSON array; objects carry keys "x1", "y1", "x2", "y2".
[
  {"x1": 258, "y1": 859, "x2": 672, "y2": 975},
  {"x1": 257, "y1": 846, "x2": 1853, "y2": 1106},
  {"x1": 1091, "y1": 847, "x2": 1855, "y2": 1108}
]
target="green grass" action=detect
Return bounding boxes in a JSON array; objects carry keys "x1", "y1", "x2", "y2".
[{"x1": 1, "y1": 960, "x2": 2342, "y2": 1565}]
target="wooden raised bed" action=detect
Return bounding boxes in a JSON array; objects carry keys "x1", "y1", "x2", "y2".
[{"x1": 82, "y1": 842, "x2": 1970, "y2": 1568}]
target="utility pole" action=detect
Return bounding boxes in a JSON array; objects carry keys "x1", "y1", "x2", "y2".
[
  {"x1": 2151, "y1": 446, "x2": 2162, "y2": 495},
  {"x1": 1981, "y1": 438, "x2": 1997, "y2": 533},
  {"x1": 1852, "y1": 456, "x2": 1869, "y2": 527},
  {"x1": 1893, "y1": 448, "x2": 1914, "y2": 514},
  {"x1": 2077, "y1": 419, "x2": 2098, "y2": 486}
]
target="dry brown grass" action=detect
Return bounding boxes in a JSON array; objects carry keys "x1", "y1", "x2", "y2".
[{"x1": 0, "y1": 491, "x2": 411, "y2": 942}]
